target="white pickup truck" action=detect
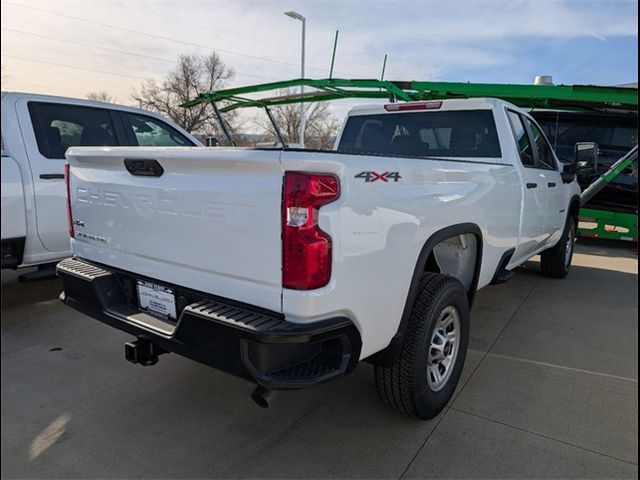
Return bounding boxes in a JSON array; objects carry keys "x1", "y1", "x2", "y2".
[
  {"x1": 57, "y1": 98, "x2": 584, "y2": 419},
  {"x1": 1, "y1": 92, "x2": 200, "y2": 277}
]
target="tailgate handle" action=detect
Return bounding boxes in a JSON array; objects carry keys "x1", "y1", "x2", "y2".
[{"x1": 124, "y1": 159, "x2": 164, "y2": 177}]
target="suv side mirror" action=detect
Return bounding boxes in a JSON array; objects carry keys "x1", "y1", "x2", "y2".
[{"x1": 575, "y1": 142, "x2": 598, "y2": 175}]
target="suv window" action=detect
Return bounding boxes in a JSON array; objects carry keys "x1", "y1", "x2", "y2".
[
  {"x1": 523, "y1": 116, "x2": 556, "y2": 170},
  {"x1": 338, "y1": 110, "x2": 501, "y2": 158},
  {"x1": 506, "y1": 110, "x2": 535, "y2": 167},
  {"x1": 122, "y1": 113, "x2": 194, "y2": 147},
  {"x1": 28, "y1": 102, "x2": 117, "y2": 159}
]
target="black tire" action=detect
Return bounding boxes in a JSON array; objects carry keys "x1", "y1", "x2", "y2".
[
  {"x1": 374, "y1": 273, "x2": 469, "y2": 420},
  {"x1": 541, "y1": 216, "x2": 576, "y2": 278}
]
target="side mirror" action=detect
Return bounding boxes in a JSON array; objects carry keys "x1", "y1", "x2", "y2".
[
  {"x1": 575, "y1": 142, "x2": 598, "y2": 175},
  {"x1": 206, "y1": 136, "x2": 220, "y2": 147}
]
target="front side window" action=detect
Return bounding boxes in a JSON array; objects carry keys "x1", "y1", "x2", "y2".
[
  {"x1": 123, "y1": 113, "x2": 194, "y2": 147},
  {"x1": 338, "y1": 110, "x2": 502, "y2": 158},
  {"x1": 524, "y1": 116, "x2": 556, "y2": 169},
  {"x1": 506, "y1": 110, "x2": 535, "y2": 167},
  {"x1": 28, "y1": 102, "x2": 117, "y2": 159}
]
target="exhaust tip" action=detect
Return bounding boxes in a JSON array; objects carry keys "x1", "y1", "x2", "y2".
[{"x1": 251, "y1": 386, "x2": 274, "y2": 408}]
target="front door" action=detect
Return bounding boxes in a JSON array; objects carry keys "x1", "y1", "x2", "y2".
[
  {"x1": 523, "y1": 115, "x2": 567, "y2": 246},
  {"x1": 505, "y1": 109, "x2": 548, "y2": 261}
]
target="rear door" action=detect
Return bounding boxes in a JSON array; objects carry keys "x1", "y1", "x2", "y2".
[
  {"x1": 16, "y1": 99, "x2": 122, "y2": 252},
  {"x1": 505, "y1": 109, "x2": 547, "y2": 260}
]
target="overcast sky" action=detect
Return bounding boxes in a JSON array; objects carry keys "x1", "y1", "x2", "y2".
[{"x1": 1, "y1": 0, "x2": 638, "y2": 122}]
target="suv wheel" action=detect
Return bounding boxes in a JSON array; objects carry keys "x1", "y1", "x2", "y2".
[{"x1": 374, "y1": 273, "x2": 469, "y2": 419}]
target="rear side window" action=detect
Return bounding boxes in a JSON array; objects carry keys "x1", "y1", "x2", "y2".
[
  {"x1": 28, "y1": 102, "x2": 117, "y2": 159},
  {"x1": 524, "y1": 117, "x2": 556, "y2": 169},
  {"x1": 337, "y1": 110, "x2": 501, "y2": 158},
  {"x1": 122, "y1": 113, "x2": 194, "y2": 147},
  {"x1": 506, "y1": 110, "x2": 535, "y2": 167}
]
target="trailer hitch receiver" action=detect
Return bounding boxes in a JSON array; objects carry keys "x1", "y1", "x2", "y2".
[{"x1": 125, "y1": 338, "x2": 166, "y2": 366}]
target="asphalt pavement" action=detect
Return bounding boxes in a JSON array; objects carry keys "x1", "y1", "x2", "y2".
[{"x1": 1, "y1": 240, "x2": 637, "y2": 479}]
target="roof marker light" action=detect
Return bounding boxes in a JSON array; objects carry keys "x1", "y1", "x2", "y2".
[{"x1": 384, "y1": 101, "x2": 443, "y2": 111}]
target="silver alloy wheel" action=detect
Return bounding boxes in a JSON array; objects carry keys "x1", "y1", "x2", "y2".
[
  {"x1": 427, "y1": 305, "x2": 461, "y2": 392},
  {"x1": 565, "y1": 222, "x2": 575, "y2": 269}
]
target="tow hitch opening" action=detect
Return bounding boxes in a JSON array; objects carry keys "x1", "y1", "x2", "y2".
[{"x1": 125, "y1": 338, "x2": 166, "y2": 366}]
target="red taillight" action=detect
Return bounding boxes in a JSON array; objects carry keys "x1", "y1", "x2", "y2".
[
  {"x1": 384, "y1": 101, "x2": 442, "y2": 111},
  {"x1": 64, "y1": 162, "x2": 74, "y2": 238},
  {"x1": 282, "y1": 172, "x2": 339, "y2": 290}
]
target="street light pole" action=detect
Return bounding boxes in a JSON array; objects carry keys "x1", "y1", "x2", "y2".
[{"x1": 285, "y1": 10, "x2": 306, "y2": 147}]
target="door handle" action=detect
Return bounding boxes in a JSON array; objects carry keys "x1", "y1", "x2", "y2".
[
  {"x1": 124, "y1": 159, "x2": 164, "y2": 177},
  {"x1": 39, "y1": 173, "x2": 65, "y2": 180},
  {"x1": 526, "y1": 183, "x2": 537, "y2": 189},
  {"x1": 548, "y1": 182, "x2": 557, "y2": 188}
]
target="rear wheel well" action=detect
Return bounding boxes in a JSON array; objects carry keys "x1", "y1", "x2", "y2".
[
  {"x1": 423, "y1": 233, "x2": 479, "y2": 295},
  {"x1": 366, "y1": 224, "x2": 482, "y2": 367},
  {"x1": 424, "y1": 252, "x2": 440, "y2": 274}
]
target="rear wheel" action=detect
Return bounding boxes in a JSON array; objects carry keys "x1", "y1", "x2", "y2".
[
  {"x1": 374, "y1": 273, "x2": 469, "y2": 419},
  {"x1": 541, "y1": 217, "x2": 576, "y2": 278}
]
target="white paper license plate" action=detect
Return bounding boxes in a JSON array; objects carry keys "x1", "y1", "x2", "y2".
[{"x1": 136, "y1": 280, "x2": 177, "y2": 320}]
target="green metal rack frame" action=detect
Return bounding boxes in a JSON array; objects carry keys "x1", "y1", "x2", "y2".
[{"x1": 182, "y1": 78, "x2": 637, "y2": 113}]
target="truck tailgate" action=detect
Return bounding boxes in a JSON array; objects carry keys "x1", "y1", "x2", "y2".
[{"x1": 65, "y1": 147, "x2": 284, "y2": 312}]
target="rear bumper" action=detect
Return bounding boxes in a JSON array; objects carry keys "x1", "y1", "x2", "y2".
[{"x1": 57, "y1": 257, "x2": 361, "y2": 389}]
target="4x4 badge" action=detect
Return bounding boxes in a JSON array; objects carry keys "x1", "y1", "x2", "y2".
[{"x1": 355, "y1": 171, "x2": 401, "y2": 183}]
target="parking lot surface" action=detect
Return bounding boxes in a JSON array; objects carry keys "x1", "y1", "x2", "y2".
[{"x1": 1, "y1": 241, "x2": 638, "y2": 479}]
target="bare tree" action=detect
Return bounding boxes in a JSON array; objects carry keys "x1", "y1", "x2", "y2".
[
  {"x1": 87, "y1": 91, "x2": 116, "y2": 103},
  {"x1": 132, "y1": 52, "x2": 235, "y2": 138},
  {"x1": 256, "y1": 90, "x2": 340, "y2": 149}
]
